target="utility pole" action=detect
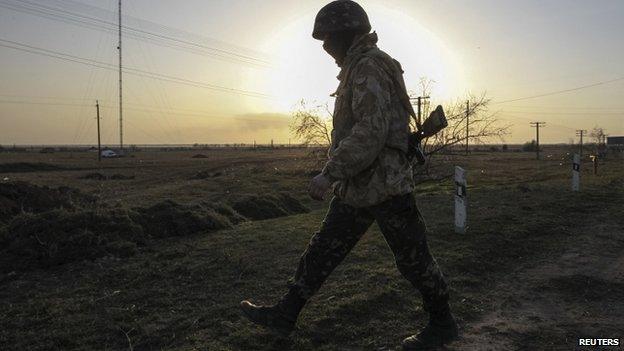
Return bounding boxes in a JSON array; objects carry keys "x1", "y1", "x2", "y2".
[
  {"x1": 530, "y1": 122, "x2": 546, "y2": 160},
  {"x1": 96, "y1": 100, "x2": 101, "y2": 162},
  {"x1": 410, "y1": 96, "x2": 430, "y2": 125},
  {"x1": 576, "y1": 129, "x2": 587, "y2": 158},
  {"x1": 465, "y1": 100, "x2": 470, "y2": 155},
  {"x1": 416, "y1": 96, "x2": 429, "y2": 125},
  {"x1": 118, "y1": 0, "x2": 123, "y2": 152}
]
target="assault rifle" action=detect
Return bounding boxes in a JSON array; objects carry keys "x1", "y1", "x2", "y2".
[{"x1": 407, "y1": 105, "x2": 448, "y2": 164}]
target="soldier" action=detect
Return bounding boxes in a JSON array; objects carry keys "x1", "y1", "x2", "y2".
[{"x1": 240, "y1": 1, "x2": 458, "y2": 349}]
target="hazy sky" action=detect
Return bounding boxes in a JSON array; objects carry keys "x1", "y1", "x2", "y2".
[{"x1": 1, "y1": 0, "x2": 623, "y2": 145}]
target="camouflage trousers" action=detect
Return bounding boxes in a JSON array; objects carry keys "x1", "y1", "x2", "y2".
[{"x1": 288, "y1": 193, "x2": 450, "y2": 314}]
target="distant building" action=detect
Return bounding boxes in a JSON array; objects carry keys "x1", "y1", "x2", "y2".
[
  {"x1": 607, "y1": 136, "x2": 624, "y2": 146},
  {"x1": 607, "y1": 136, "x2": 624, "y2": 152}
]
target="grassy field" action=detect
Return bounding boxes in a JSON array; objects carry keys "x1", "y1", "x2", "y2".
[{"x1": 0, "y1": 147, "x2": 622, "y2": 350}]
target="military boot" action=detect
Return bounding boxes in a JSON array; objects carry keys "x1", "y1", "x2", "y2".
[
  {"x1": 402, "y1": 308, "x2": 459, "y2": 350},
  {"x1": 240, "y1": 291, "x2": 305, "y2": 337}
]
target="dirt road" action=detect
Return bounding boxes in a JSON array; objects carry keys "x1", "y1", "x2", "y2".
[{"x1": 450, "y1": 218, "x2": 624, "y2": 350}]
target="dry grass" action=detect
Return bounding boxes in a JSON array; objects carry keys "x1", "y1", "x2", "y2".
[{"x1": 0, "y1": 147, "x2": 622, "y2": 350}]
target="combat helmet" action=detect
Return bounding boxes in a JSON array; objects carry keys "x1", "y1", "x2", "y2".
[{"x1": 312, "y1": 0, "x2": 371, "y2": 40}]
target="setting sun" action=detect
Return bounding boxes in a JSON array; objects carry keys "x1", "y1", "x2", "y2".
[{"x1": 251, "y1": 2, "x2": 464, "y2": 114}]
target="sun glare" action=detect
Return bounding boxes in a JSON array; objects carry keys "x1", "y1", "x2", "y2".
[{"x1": 247, "y1": 2, "x2": 465, "y2": 114}]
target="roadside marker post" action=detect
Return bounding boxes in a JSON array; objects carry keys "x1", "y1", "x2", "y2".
[
  {"x1": 455, "y1": 166, "x2": 467, "y2": 234},
  {"x1": 590, "y1": 155, "x2": 598, "y2": 175},
  {"x1": 572, "y1": 153, "x2": 580, "y2": 191}
]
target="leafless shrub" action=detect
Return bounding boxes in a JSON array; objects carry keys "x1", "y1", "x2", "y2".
[
  {"x1": 424, "y1": 93, "x2": 509, "y2": 155},
  {"x1": 290, "y1": 100, "x2": 332, "y2": 149},
  {"x1": 410, "y1": 79, "x2": 511, "y2": 174},
  {"x1": 590, "y1": 126, "x2": 606, "y2": 145}
]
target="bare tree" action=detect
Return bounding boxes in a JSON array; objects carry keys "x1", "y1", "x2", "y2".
[
  {"x1": 412, "y1": 89, "x2": 510, "y2": 175},
  {"x1": 425, "y1": 94, "x2": 508, "y2": 152},
  {"x1": 290, "y1": 100, "x2": 332, "y2": 167},
  {"x1": 590, "y1": 126, "x2": 605, "y2": 145},
  {"x1": 290, "y1": 100, "x2": 332, "y2": 148},
  {"x1": 590, "y1": 126, "x2": 608, "y2": 157}
]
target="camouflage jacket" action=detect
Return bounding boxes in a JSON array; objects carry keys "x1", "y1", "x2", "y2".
[{"x1": 321, "y1": 32, "x2": 415, "y2": 207}]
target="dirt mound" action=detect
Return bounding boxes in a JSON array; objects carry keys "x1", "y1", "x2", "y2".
[
  {"x1": 277, "y1": 193, "x2": 309, "y2": 214},
  {"x1": 80, "y1": 172, "x2": 135, "y2": 180},
  {"x1": 0, "y1": 162, "x2": 68, "y2": 173},
  {"x1": 202, "y1": 202, "x2": 246, "y2": 224},
  {"x1": 0, "y1": 209, "x2": 145, "y2": 271},
  {"x1": 0, "y1": 200, "x2": 235, "y2": 271},
  {"x1": 133, "y1": 200, "x2": 232, "y2": 238},
  {"x1": 232, "y1": 193, "x2": 308, "y2": 220},
  {"x1": 0, "y1": 181, "x2": 307, "y2": 271},
  {"x1": 0, "y1": 182, "x2": 96, "y2": 224}
]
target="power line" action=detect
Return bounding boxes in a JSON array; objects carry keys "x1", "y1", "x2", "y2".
[
  {"x1": 493, "y1": 76, "x2": 624, "y2": 104},
  {"x1": 0, "y1": 100, "x2": 90, "y2": 107},
  {"x1": 497, "y1": 104, "x2": 624, "y2": 111},
  {"x1": 497, "y1": 112, "x2": 576, "y2": 132},
  {"x1": 0, "y1": 99, "x2": 285, "y2": 124},
  {"x1": 0, "y1": 38, "x2": 272, "y2": 99},
  {"x1": 499, "y1": 109, "x2": 624, "y2": 116},
  {"x1": 0, "y1": 98, "x2": 217, "y2": 115},
  {"x1": 0, "y1": 0, "x2": 271, "y2": 67},
  {"x1": 128, "y1": 0, "x2": 183, "y2": 143},
  {"x1": 2, "y1": 0, "x2": 265, "y2": 65},
  {"x1": 0, "y1": 94, "x2": 104, "y2": 101},
  {"x1": 9, "y1": 95, "x2": 618, "y2": 121},
  {"x1": 61, "y1": 0, "x2": 271, "y2": 65},
  {"x1": 0, "y1": 95, "x2": 225, "y2": 114}
]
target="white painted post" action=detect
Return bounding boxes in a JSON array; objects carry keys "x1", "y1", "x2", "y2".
[
  {"x1": 572, "y1": 153, "x2": 580, "y2": 191},
  {"x1": 455, "y1": 166, "x2": 467, "y2": 234}
]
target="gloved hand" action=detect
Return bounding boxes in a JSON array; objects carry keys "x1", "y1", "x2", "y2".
[{"x1": 309, "y1": 173, "x2": 332, "y2": 201}]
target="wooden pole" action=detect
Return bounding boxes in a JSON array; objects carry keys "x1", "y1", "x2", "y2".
[
  {"x1": 575, "y1": 130, "x2": 587, "y2": 158},
  {"x1": 118, "y1": 0, "x2": 123, "y2": 152},
  {"x1": 536, "y1": 122, "x2": 540, "y2": 160},
  {"x1": 410, "y1": 96, "x2": 429, "y2": 126},
  {"x1": 96, "y1": 100, "x2": 101, "y2": 162},
  {"x1": 530, "y1": 122, "x2": 546, "y2": 160},
  {"x1": 465, "y1": 100, "x2": 469, "y2": 155}
]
